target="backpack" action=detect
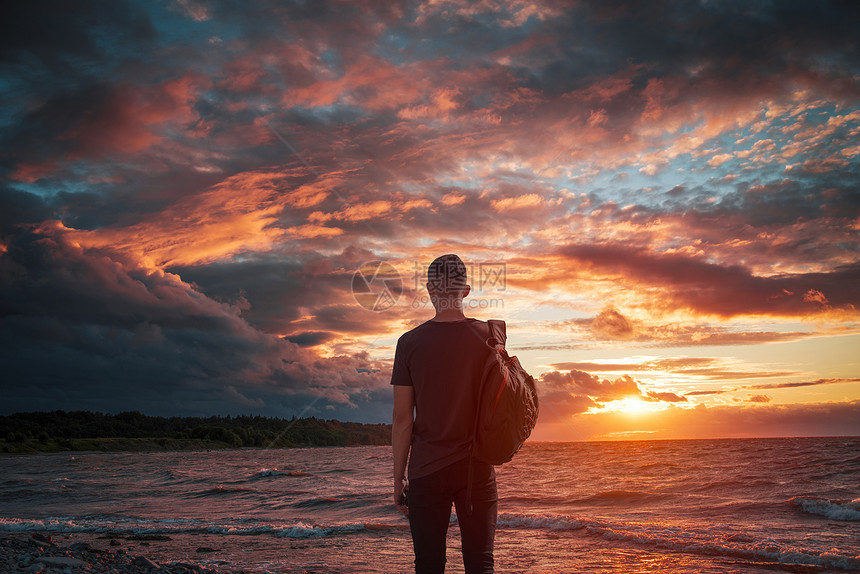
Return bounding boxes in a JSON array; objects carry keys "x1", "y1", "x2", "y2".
[{"x1": 472, "y1": 319, "x2": 539, "y2": 465}]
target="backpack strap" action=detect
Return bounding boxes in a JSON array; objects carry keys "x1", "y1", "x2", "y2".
[
  {"x1": 467, "y1": 318, "x2": 506, "y2": 515},
  {"x1": 487, "y1": 319, "x2": 506, "y2": 347}
]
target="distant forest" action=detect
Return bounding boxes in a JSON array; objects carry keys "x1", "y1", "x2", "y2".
[{"x1": 0, "y1": 410, "x2": 392, "y2": 453}]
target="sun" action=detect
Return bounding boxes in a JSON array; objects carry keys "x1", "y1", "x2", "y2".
[
  {"x1": 590, "y1": 397, "x2": 661, "y2": 416},
  {"x1": 618, "y1": 398, "x2": 655, "y2": 415}
]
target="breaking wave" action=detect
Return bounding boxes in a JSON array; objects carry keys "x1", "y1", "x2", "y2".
[{"x1": 792, "y1": 497, "x2": 860, "y2": 521}]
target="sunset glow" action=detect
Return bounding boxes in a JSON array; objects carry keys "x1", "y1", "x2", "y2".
[{"x1": 1, "y1": 1, "x2": 858, "y2": 440}]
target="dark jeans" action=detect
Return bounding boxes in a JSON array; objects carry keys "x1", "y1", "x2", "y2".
[{"x1": 408, "y1": 457, "x2": 498, "y2": 574}]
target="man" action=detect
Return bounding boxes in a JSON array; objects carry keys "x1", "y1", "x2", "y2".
[{"x1": 391, "y1": 254, "x2": 498, "y2": 574}]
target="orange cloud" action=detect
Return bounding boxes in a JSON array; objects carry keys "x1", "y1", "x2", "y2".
[
  {"x1": 398, "y1": 88, "x2": 462, "y2": 121},
  {"x1": 591, "y1": 308, "x2": 635, "y2": 339},
  {"x1": 67, "y1": 167, "x2": 346, "y2": 269},
  {"x1": 285, "y1": 224, "x2": 345, "y2": 239},
  {"x1": 441, "y1": 192, "x2": 467, "y2": 206},
  {"x1": 284, "y1": 54, "x2": 432, "y2": 112},
  {"x1": 538, "y1": 369, "x2": 689, "y2": 417},
  {"x1": 491, "y1": 193, "x2": 543, "y2": 211}
]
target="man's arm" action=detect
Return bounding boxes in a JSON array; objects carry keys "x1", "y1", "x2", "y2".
[{"x1": 392, "y1": 384, "x2": 414, "y2": 517}]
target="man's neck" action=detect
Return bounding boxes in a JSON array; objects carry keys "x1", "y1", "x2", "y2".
[{"x1": 431, "y1": 309, "x2": 467, "y2": 322}]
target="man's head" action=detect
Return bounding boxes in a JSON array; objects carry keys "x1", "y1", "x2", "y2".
[{"x1": 426, "y1": 254, "x2": 470, "y2": 310}]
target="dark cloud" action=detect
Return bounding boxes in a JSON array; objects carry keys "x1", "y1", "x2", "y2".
[
  {"x1": 558, "y1": 243, "x2": 860, "y2": 317},
  {"x1": 1, "y1": 2, "x2": 158, "y2": 174},
  {"x1": 1, "y1": 1, "x2": 155, "y2": 68},
  {"x1": 561, "y1": 309, "x2": 820, "y2": 346},
  {"x1": 714, "y1": 179, "x2": 860, "y2": 228},
  {"x1": 172, "y1": 257, "x2": 311, "y2": 332},
  {"x1": 0, "y1": 224, "x2": 390, "y2": 419},
  {"x1": 283, "y1": 331, "x2": 336, "y2": 347},
  {"x1": 0, "y1": 188, "x2": 51, "y2": 231}
]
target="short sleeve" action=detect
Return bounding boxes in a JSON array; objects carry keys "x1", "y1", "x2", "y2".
[{"x1": 390, "y1": 336, "x2": 413, "y2": 386}]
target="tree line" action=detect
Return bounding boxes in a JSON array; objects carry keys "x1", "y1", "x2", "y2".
[{"x1": 0, "y1": 410, "x2": 392, "y2": 453}]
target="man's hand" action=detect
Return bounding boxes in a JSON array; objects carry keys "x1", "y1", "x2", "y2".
[
  {"x1": 394, "y1": 477, "x2": 408, "y2": 517},
  {"x1": 392, "y1": 385, "x2": 414, "y2": 518}
]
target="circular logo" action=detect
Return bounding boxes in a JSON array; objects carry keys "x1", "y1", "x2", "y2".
[{"x1": 352, "y1": 261, "x2": 403, "y2": 311}]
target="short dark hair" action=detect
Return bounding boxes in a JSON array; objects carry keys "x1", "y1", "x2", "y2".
[{"x1": 427, "y1": 254, "x2": 467, "y2": 293}]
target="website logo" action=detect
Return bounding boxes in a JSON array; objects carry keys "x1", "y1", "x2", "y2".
[{"x1": 352, "y1": 261, "x2": 403, "y2": 311}]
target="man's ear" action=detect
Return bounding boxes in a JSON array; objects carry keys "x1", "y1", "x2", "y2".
[{"x1": 462, "y1": 285, "x2": 471, "y2": 298}]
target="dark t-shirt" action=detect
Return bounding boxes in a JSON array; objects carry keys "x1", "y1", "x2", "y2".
[{"x1": 390, "y1": 318, "x2": 491, "y2": 480}]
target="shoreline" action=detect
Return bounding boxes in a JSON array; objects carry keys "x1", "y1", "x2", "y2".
[
  {"x1": 0, "y1": 533, "x2": 235, "y2": 574},
  {"x1": 0, "y1": 439, "x2": 390, "y2": 456}
]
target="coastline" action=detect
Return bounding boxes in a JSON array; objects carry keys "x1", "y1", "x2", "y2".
[
  {"x1": 0, "y1": 438, "x2": 248, "y2": 455},
  {"x1": 0, "y1": 411, "x2": 392, "y2": 455}
]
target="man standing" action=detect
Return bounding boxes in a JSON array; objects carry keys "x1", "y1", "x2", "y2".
[{"x1": 391, "y1": 254, "x2": 498, "y2": 574}]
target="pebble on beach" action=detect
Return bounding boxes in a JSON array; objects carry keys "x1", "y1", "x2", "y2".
[{"x1": 1, "y1": 534, "x2": 225, "y2": 574}]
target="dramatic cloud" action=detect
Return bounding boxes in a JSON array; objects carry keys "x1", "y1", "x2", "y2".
[
  {"x1": 555, "y1": 244, "x2": 860, "y2": 318},
  {"x1": 0, "y1": 222, "x2": 389, "y2": 418},
  {"x1": 1, "y1": 1, "x2": 858, "y2": 431}
]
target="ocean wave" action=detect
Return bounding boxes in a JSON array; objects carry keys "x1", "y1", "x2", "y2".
[
  {"x1": 293, "y1": 496, "x2": 354, "y2": 508},
  {"x1": 152, "y1": 468, "x2": 208, "y2": 486},
  {"x1": 497, "y1": 513, "x2": 583, "y2": 531},
  {"x1": 501, "y1": 490, "x2": 671, "y2": 508},
  {"x1": 183, "y1": 485, "x2": 260, "y2": 498},
  {"x1": 253, "y1": 469, "x2": 311, "y2": 478},
  {"x1": 497, "y1": 512, "x2": 860, "y2": 571},
  {"x1": 792, "y1": 497, "x2": 860, "y2": 521},
  {"x1": 0, "y1": 516, "x2": 398, "y2": 539},
  {"x1": 273, "y1": 521, "x2": 365, "y2": 538},
  {"x1": 686, "y1": 477, "x2": 780, "y2": 494},
  {"x1": 576, "y1": 490, "x2": 670, "y2": 505}
]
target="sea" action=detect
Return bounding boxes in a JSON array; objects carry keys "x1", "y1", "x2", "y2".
[{"x1": 1, "y1": 437, "x2": 858, "y2": 573}]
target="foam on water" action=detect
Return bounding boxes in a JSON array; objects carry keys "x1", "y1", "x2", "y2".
[
  {"x1": 6, "y1": 509, "x2": 859, "y2": 570},
  {"x1": 792, "y1": 497, "x2": 860, "y2": 521},
  {"x1": 0, "y1": 516, "x2": 388, "y2": 539}
]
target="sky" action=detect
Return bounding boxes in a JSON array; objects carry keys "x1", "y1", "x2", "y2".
[{"x1": 1, "y1": 0, "x2": 859, "y2": 441}]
